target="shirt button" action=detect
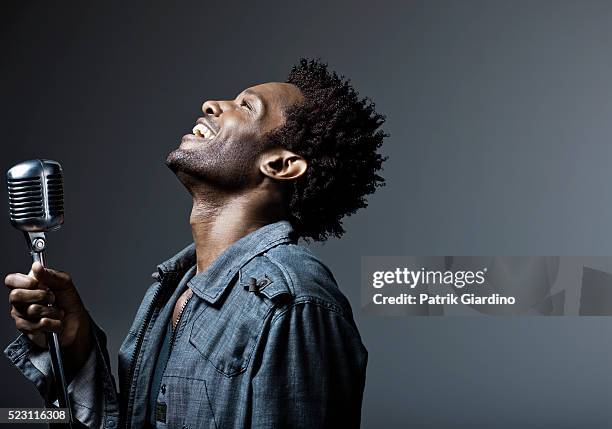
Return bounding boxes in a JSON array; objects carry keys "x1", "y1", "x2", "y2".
[
  {"x1": 107, "y1": 420, "x2": 116, "y2": 428},
  {"x1": 161, "y1": 384, "x2": 166, "y2": 394}
]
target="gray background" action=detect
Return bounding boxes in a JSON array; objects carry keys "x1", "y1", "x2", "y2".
[{"x1": 2, "y1": 0, "x2": 612, "y2": 427}]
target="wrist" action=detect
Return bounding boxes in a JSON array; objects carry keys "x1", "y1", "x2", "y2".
[{"x1": 62, "y1": 312, "x2": 94, "y2": 380}]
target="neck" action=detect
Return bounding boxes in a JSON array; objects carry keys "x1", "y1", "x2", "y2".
[{"x1": 189, "y1": 187, "x2": 286, "y2": 274}]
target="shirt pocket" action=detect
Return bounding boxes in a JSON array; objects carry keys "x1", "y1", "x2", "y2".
[
  {"x1": 188, "y1": 290, "x2": 274, "y2": 377},
  {"x1": 160, "y1": 375, "x2": 217, "y2": 429}
]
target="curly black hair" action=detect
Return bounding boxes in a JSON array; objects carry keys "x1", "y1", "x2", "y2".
[{"x1": 267, "y1": 58, "x2": 388, "y2": 241}]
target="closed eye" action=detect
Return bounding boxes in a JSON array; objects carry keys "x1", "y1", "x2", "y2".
[{"x1": 240, "y1": 99, "x2": 252, "y2": 110}]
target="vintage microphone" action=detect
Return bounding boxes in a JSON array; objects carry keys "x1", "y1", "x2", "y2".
[{"x1": 6, "y1": 159, "x2": 74, "y2": 427}]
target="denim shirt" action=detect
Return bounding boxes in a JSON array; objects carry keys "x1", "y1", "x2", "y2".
[{"x1": 4, "y1": 221, "x2": 368, "y2": 429}]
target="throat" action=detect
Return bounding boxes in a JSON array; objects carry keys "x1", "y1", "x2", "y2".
[{"x1": 189, "y1": 191, "x2": 287, "y2": 274}]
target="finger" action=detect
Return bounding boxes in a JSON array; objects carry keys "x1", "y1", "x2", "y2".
[
  {"x1": 9, "y1": 289, "x2": 54, "y2": 306},
  {"x1": 28, "y1": 304, "x2": 64, "y2": 320},
  {"x1": 5, "y1": 273, "x2": 38, "y2": 290},
  {"x1": 14, "y1": 315, "x2": 62, "y2": 334},
  {"x1": 13, "y1": 315, "x2": 38, "y2": 333},
  {"x1": 39, "y1": 317, "x2": 62, "y2": 333},
  {"x1": 12, "y1": 304, "x2": 64, "y2": 321},
  {"x1": 31, "y1": 262, "x2": 73, "y2": 291}
]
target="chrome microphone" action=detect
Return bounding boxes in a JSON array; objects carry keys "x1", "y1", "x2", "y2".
[
  {"x1": 7, "y1": 159, "x2": 64, "y2": 232},
  {"x1": 6, "y1": 159, "x2": 74, "y2": 426}
]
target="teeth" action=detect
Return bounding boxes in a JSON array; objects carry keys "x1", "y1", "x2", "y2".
[
  {"x1": 192, "y1": 124, "x2": 214, "y2": 140},
  {"x1": 192, "y1": 124, "x2": 203, "y2": 137}
]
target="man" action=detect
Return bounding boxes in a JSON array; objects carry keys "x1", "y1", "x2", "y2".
[{"x1": 4, "y1": 58, "x2": 386, "y2": 428}]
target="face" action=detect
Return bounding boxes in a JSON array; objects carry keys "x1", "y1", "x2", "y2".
[{"x1": 166, "y1": 82, "x2": 304, "y2": 191}]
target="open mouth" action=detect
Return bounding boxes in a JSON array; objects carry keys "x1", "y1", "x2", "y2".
[{"x1": 191, "y1": 117, "x2": 220, "y2": 142}]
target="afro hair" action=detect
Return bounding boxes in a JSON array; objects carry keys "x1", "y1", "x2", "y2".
[{"x1": 267, "y1": 58, "x2": 388, "y2": 241}]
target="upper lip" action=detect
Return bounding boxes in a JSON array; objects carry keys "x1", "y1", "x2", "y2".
[{"x1": 196, "y1": 116, "x2": 220, "y2": 136}]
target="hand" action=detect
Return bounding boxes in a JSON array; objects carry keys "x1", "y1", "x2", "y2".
[{"x1": 5, "y1": 262, "x2": 90, "y2": 350}]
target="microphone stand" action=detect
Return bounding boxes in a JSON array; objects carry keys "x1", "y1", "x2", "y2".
[{"x1": 25, "y1": 231, "x2": 74, "y2": 429}]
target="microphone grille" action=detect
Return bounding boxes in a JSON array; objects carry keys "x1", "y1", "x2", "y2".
[
  {"x1": 7, "y1": 176, "x2": 45, "y2": 221},
  {"x1": 6, "y1": 159, "x2": 64, "y2": 232},
  {"x1": 46, "y1": 172, "x2": 64, "y2": 217}
]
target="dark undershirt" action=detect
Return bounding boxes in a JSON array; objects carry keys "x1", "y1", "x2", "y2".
[
  {"x1": 148, "y1": 266, "x2": 196, "y2": 427},
  {"x1": 148, "y1": 322, "x2": 173, "y2": 427}
]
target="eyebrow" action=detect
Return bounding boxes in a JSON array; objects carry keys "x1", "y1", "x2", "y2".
[{"x1": 241, "y1": 89, "x2": 259, "y2": 98}]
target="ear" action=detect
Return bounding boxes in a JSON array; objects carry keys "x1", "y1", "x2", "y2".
[{"x1": 259, "y1": 148, "x2": 307, "y2": 181}]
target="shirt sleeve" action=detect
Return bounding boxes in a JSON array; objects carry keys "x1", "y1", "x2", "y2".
[
  {"x1": 250, "y1": 300, "x2": 368, "y2": 429},
  {"x1": 4, "y1": 312, "x2": 120, "y2": 429}
]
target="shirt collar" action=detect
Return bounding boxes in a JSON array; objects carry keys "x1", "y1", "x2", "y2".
[{"x1": 155, "y1": 220, "x2": 296, "y2": 304}]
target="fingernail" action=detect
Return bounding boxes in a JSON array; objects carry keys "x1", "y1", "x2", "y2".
[{"x1": 47, "y1": 291, "x2": 55, "y2": 304}]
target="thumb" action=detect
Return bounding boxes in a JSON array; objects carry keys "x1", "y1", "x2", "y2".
[{"x1": 31, "y1": 261, "x2": 73, "y2": 290}]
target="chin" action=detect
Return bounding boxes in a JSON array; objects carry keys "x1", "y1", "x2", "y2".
[
  {"x1": 165, "y1": 148, "x2": 184, "y2": 173},
  {"x1": 164, "y1": 149, "x2": 205, "y2": 194},
  {"x1": 165, "y1": 148, "x2": 201, "y2": 176},
  {"x1": 166, "y1": 140, "x2": 259, "y2": 192}
]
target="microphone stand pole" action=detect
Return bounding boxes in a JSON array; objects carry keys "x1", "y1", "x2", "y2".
[{"x1": 25, "y1": 231, "x2": 74, "y2": 429}]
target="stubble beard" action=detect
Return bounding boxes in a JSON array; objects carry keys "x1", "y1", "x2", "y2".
[{"x1": 165, "y1": 139, "x2": 263, "y2": 192}]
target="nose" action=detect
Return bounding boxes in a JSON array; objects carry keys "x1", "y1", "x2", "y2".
[
  {"x1": 202, "y1": 99, "x2": 237, "y2": 117},
  {"x1": 202, "y1": 100, "x2": 221, "y2": 116}
]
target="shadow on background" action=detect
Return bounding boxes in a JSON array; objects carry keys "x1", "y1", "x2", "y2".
[{"x1": 3, "y1": 1, "x2": 612, "y2": 427}]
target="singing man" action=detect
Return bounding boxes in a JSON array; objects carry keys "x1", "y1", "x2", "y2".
[{"x1": 4, "y1": 58, "x2": 387, "y2": 428}]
